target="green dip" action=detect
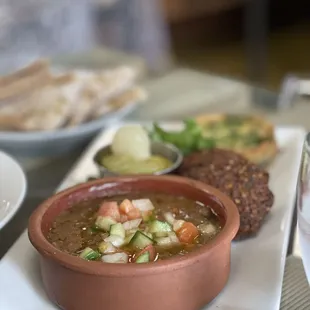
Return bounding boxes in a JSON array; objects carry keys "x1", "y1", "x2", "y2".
[{"x1": 100, "y1": 154, "x2": 173, "y2": 175}]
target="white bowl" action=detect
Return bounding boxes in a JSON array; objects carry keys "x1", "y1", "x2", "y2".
[
  {"x1": 0, "y1": 151, "x2": 27, "y2": 230},
  {"x1": 0, "y1": 102, "x2": 138, "y2": 158}
]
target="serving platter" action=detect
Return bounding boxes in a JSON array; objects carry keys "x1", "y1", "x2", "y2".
[{"x1": 0, "y1": 122, "x2": 305, "y2": 310}]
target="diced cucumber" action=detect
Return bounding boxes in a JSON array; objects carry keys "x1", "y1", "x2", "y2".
[
  {"x1": 155, "y1": 232, "x2": 179, "y2": 247},
  {"x1": 145, "y1": 232, "x2": 153, "y2": 239},
  {"x1": 110, "y1": 223, "x2": 125, "y2": 238},
  {"x1": 154, "y1": 231, "x2": 169, "y2": 238},
  {"x1": 135, "y1": 251, "x2": 150, "y2": 263},
  {"x1": 129, "y1": 231, "x2": 154, "y2": 249},
  {"x1": 124, "y1": 233, "x2": 135, "y2": 245},
  {"x1": 142, "y1": 211, "x2": 155, "y2": 222},
  {"x1": 168, "y1": 232, "x2": 180, "y2": 243},
  {"x1": 79, "y1": 247, "x2": 100, "y2": 261},
  {"x1": 95, "y1": 216, "x2": 117, "y2": 231},
  {"x1": 148, "y1": 220, "x2": 172, "y2": 233}
]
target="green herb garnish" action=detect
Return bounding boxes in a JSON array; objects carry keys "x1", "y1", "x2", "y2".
[{"x1": 150, "y1": 119, "x2": 216, "y2": 155}]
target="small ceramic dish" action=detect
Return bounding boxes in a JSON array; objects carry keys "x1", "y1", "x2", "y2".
[
  {"x1": 28, "y1": 175, "x2": 239, "y2": 310},
  {"x1": 0, "y1": 151, "x2": 27, "y2": 230},
  {"x1": 93, "y1": 141, "x2": 183, "y2": 176}
]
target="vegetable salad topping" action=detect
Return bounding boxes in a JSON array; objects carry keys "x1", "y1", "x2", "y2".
[
  {"x1": 80, "y1": 198, "x2": 203, "y2": 263},
  {"x1": 47, "y1": 194, "x2": 221, "y2": 264}
]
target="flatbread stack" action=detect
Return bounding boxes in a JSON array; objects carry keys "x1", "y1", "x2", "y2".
[{"x1": 0, "y1": 60, "x2": 147, "y2": 131}]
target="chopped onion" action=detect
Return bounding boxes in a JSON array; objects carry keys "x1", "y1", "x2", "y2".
[
  {"x1": 198, "y1": 223, "x2": 217, "y2": 235},
  {"x1": 155, "y1": 237, "x2": 171, "y2": 246},
  {"x1": 112, "y1": 125, "x2": 151, "y2": 160},
  {"x1": 132, "y1": 199, "x2": 155, "y2": 212},
  {"x1": 123, "y1": 219, "x2": 142, "y2": 230},
  {"x1": 126, "y1": 228, "x2": 138, "y2": 236},
  {"x1": 102, "y1": 252, "x2": 128, "y2": 264},
  {"x1": 173, "y1": 220, "x2": 185, "y2": 232},
  {"x1": 164, "y1": 212, "x2": 176, "y2": 225},
  {"x1": 98, "y1": 241, "x2": 117, "y2": 254},
  {"x1": 104, "y1": 235, "x2": 125, "y2": 247}
]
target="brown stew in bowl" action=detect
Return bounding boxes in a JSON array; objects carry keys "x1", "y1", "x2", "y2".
[{"x1": 47, "y1": 193, "x2": 221, "y2": 264}]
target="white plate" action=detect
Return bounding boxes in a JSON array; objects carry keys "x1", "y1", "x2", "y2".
[
  {"x1": 0, "y1": 151, "x2": 27, "y2": 230},
  {"x1": 0, "y1": 123, "x2": 305, "y2": 310}
]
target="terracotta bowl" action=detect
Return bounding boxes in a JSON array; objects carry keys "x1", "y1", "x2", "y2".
[{"x1": 28, "y1": 175, "x2": 239, "y2": 310}]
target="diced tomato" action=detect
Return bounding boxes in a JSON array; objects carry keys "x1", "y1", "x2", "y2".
[
  {"x1": 120, "y1": 214, "x2": 128, "y2": 223},
  {"x1": 127, "y1": 208, "x2": 141, "y2": 220},
  {"x1": 98, "y1": 201, "x2": 120, "y2": 222},
  {"x1": 119, "y1": 199, "x2": 135, "y2": 215},
  {"x1": 176, "y1": 222, "x2": 199, "y2": 244},
  {"x1": 134, "y1": 245, "x2": 156, "y2": 262}
]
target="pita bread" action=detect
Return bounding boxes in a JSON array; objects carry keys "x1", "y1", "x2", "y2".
[
  {"x1": 0, "y1": 61, "x2": 147, "y2": 131},
  {"x1": 0, "y1": 60, "x2": 52, "y2": 100},
  {"x1": 0, "y1": 74, "x2": 76, "y2": 131},
  {"x1": 67, "y1": 67, "x2": 137, "y2": 126},
  {"x1": 93, "y1": 86, "x2": 147, "y2": 119}
]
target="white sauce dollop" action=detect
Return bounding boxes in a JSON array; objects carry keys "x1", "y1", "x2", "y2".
[{"x1": 111, "y1": 125, "x2": 151, "y2": 160}]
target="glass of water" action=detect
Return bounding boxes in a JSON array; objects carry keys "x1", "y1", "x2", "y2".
[{"x1": 298, "y1": 132, "x2": 310, "y2": 281}]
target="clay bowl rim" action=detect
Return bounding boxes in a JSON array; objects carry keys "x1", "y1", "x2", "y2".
[{"x1": 28, "y1": 175, "x2": 240, "y2": 277}]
